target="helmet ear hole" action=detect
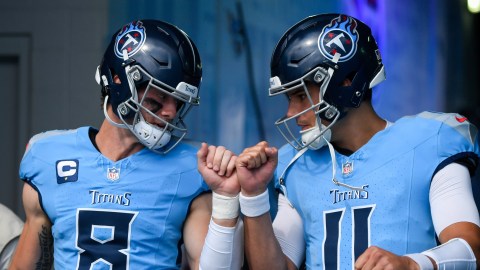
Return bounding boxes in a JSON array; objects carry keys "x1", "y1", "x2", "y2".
[
  {"x1": 346, "y1": 71, "x2": 356, "y2": 83},
  {"x1": 110, "y1": 67, "x2": 122, "y2": 85},
  {"x1": 113, "y1": 75, "x2": 122, "y2": 85},
  {"x1": 339, "y1": 72, "x2": 356, "y2": 87}
]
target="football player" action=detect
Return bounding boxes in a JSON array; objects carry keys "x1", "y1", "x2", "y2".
[
  {"x1": 236, "y1": 14, "x2": 480, "y2": 270},
  {"x1": 9, "y1": 20, "x2": 243, "y2": 269}
]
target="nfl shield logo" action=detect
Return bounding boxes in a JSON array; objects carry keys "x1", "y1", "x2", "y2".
[
  {"x1": 107, "y1": 167, "x2": 120, "y2": 181},
  {"x1": 342, "y1": 161, "x2": 353, "y2": 176}
]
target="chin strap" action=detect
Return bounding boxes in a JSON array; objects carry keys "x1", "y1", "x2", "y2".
[
  {"x1": 278, "y1": 147, "x2": 308, "y2": 207},
  {"x1": 103, "y1": 95, "x2": 128, "y2": 129},
  {"x1": 279, "y1": 137, "x2": 367, "y2": 206},
  {"x1": 324, "y1": 139, "x2": 367, "y2": 192}
]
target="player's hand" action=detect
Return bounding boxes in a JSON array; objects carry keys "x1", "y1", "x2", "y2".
[
  {"x1": 236, "y1": 141, "x2": 278, "y2": 196},
  {"x1": 197, "y1": 143, "x2": 239, "y2": 197},
  {"x1": 355, "y1": 246, "x2": 421, "y2": 270}
]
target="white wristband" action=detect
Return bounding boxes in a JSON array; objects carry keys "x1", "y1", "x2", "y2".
[
  {"x1": 239, "y1": 189, "x2": 270, "y2": 217},
  {"x1": 212, "y1": 192, "x2": 239, "y2": 220},
  {"x1": 404, "y1": 253, "x2": 434, "y2": 270}
]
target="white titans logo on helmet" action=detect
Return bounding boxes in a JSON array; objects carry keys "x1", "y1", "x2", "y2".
[
  {"x1": 318, "y1": 15, "x2": 359, "y2": 62},
  {"x1": 114, "y1": 20, "x2": 146, "y2": 59}
]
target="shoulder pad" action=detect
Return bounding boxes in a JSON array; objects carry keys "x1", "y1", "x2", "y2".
[{"x1": 418, "y1": 111, "x2": 478, "y2": 145}]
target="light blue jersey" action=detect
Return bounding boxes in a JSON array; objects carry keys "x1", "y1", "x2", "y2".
[
  {"x1": 274, "y1": 112, "x2": 479, "y2": 269},
  {"x1": 19, "y1": 127, "x2": 209, "y2": 269}
]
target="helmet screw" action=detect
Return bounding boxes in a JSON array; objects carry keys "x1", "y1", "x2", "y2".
[
  {"x1": 325, "y1": 108, "x2": 336, "y2": 119},
  {"x1": 132, "y1": 69, "x2": 142, "y2": 81},
  {"x1": 314, "y1": 70, "x2": 325, "y2": 82},
  {"x1": 355, "y1": 91, "x2": 361, "y2": 97},
  {"x1": 118, "y1": 104, "x2": 130, "y2": 115}
]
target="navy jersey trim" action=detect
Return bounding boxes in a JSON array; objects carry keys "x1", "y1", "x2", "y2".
[
  {"x1": 22, "y1": 179, "x2": 50, "y2": 220},
  {"x1": 433, "y1": 152, "x2": 479, "y2": 180}
]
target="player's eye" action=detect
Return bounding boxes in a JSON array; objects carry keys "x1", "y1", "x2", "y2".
[
  {"x1": 287, "y1": 90, "x2": 307, "y2": 102},
  {"x1": 142, "y1": 98, "x2": 161, "y2": 113},
  {"x1": 297, "y1": 93, "x2": 307, "y2": 101}
]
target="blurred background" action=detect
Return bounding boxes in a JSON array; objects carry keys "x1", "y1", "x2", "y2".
[{"x1": 0, "y1": 0, "x2": 479, "y2": 219}]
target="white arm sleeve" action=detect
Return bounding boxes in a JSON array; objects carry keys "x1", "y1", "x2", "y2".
[
  {"x1": 199, "y1": 218, "x2": 244, "y2": 270},
  {"x1": 430, "y1": 162, "x2": 480, "y2": 235},
  {"x1": 272, "y1": 193, "x2": 305, "y2": 269}
]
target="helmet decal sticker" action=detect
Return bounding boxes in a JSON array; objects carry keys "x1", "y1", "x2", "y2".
[
  {"x1": 318, "y1": 15, "x2": 359, "y2": 62},
  {"x1": 114, "y1": 21, "x2": 146, "y2": 59}
]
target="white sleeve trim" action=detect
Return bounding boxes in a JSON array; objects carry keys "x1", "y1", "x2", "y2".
[
  {"x1": 430, "y1": 163, "x2": 480, "y2": 235},
  {"x1": 199, "y1": 218, "x2": 244, "y2": 270},
  {"x1": 403, "y1": 253, "x2": 434, "y2": 270},
  {"x1": 273, "y1": 193, "x2": 305, "y2": 268}
]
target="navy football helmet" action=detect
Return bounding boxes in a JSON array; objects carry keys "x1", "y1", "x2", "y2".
[
  {"x1": 269, "y1": 14, "x2": 385, "y2": 150},
  {"x1": 96, "y1": 19, "x2": 202, "y2": 153}
]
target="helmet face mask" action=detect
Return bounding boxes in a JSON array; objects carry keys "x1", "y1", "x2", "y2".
[
  {"x1": 269, "y1": 14, "x2": 385, "y2": 150},
  {"x1": 96, "y1": 20, "x2": 202, "y2": 153},
  {"x1": 118, "y1": 65, "x2": 199, "y2": 153},
  {"x1": 270, "y1": 67, "x2": 339, "y2": 150}
]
